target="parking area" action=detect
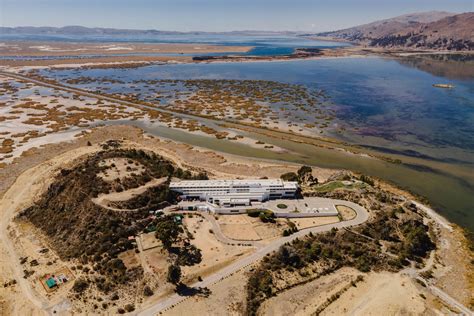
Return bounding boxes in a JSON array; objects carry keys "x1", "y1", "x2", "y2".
[{"x1": 264, "y1": 197, "x2": 339, "y2": 217}]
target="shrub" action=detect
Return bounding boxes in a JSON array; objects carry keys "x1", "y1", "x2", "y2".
[
  {"x1": 72, "y1": 278, "x2": 89, "y2": 293},
  {"x1": 167, "y1": 264, "x2": 181, "y2": 285},
  {"x1": 143, "y1": 285, "x2": 154, "y2": 297},
  {"x1": 124, "y1": 304, "x2": 135, "y2": 312},
  {"x1": 246, "y1": 209, "x2": 262, "y2": 217},
  {"x1": 280, "y1": 172, "x2": 298, "y2": 182},
  {"x1": 359, "y1": 175, "x2": 374, "y2": 186}
]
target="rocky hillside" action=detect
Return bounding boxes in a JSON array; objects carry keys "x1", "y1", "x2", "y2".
[
  {"x1": 317, "y1": 11, "x2": 455, "y2": 41},
  {"x1": 317, "y1": 11, "x2": 473, "y2": 50},
  {"x1": 370, "y1": 13, "x2": 473, "y2": 50}
]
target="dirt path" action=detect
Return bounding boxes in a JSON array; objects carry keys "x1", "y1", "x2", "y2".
[
  {"x1": 91, "y1": 177, "x2": 167, "y2": 211},
  {"x1": 402, "y1": 251, "x2": 472, "y2": 315}
]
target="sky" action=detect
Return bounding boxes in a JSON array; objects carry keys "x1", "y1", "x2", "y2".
[{"x1": 1, "y1": 0, "x2": 472, "y2": 32}]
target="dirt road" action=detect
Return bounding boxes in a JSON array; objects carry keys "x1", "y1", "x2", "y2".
[{"x1": 0, "y1": 146, "x2": 98, "y2": 314}]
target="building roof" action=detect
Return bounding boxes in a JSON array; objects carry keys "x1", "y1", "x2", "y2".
[
  {"x1": 46, "y1": 277, "x2": 57, "y2": 288},
  {"x1": 170, "y1": 179, "x2": 298, "y2": 189}
]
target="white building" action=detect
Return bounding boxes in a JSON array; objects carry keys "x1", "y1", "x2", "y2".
[{"x1": 169, "y1": 179, "x2": 299, "y2": 207}]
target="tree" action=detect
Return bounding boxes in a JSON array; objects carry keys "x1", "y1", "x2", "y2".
[
  {"x1": 177, "y1": 244, "x2": 202, "y2": 266},
  {"x1": 72, "y1": 278, "x2": 89, "y2": 293},
  {"x1": 124, "y1": 304, "x2": 135, "y2": 312},
  {"x1": 143, "y1": 285, "x2": 154, "y2": 297},
  {"x1": 167, "y1": 264, "x2": 181, "y2": 285},
  {"x1": 155, "y1": 216, "x2": 183, "y2": 249},
  {"x1": 276, "y1": 245, "x2": 303, "y2": 268},
  {"x1": 280, "y1": 172, "x2": 298, "y2": 182},
  {"x1": 297, "y1": 165, "x2": 312, "y2": 179},
  {"x1": 402, "y1": 221, "x2": 435, "y2": 259},
  {"x1": 359, "y1": 175, "x2": 374, "y2": 186},
  {"x1": 297, "y1": 165, "x2": 318, "y2": 185}
]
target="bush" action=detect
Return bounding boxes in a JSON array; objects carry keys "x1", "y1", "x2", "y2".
[
  {"x1": 276, "y1": 204, "x2": 288, "y2": 209},
  {"x1": 359, "y1": 175, "x2": 374, "y2": 186},
  {"x1": 246, "y1": 209, "x2": 262, "y2": 217},
  {"x1": 259, "y1": 211, "x2": 275, "y2": 223},
  {"x1": 143, "y1": 285, "x2": 154, "y2": 297},
  {"x1": 176, "y1": 245, "x2": 202, "y2": 266},
  {"x1": 72, "y1": 278, "x2": 89, "y2": 293},
  {"x1": 247, "y1": 209, "x2": 275, "y2": 223},
  {"x1": 280, "y1": 172, "x2": 298, "y2": 182},
  {"x1": 167, "y1": 264, "x2": 181, "y2": 284},
  {"x1": 124, "y1": 304, "x2": 135, "y2": 312}
]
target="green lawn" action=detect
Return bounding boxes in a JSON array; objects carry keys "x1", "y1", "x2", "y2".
[{"x1": 313, "y1": 181, "x2": 366, "y2": 193}]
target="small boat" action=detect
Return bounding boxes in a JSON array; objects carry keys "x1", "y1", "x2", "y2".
[{"x1": 433, "y1": 83, "x2": 454, "y2": 89}]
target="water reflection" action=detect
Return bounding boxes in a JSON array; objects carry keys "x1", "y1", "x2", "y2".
[{"x1": 395, "y1": 54, "x2": 474, "y2": 80}]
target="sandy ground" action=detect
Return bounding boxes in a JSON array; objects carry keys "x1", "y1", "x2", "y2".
[
  {"x1": 431, "y1": 226, "x2": 473, "y2": 307},
  {"x1": 0, "y1": 76, "x2": 146, "y2": 164},
  {"x1": 97, "y1": 157, "x2": 146, "y2": 182},
  {"x1": 322, "y1": 272, "x2": 427, "y2": 315},
  {"x1": 0, "y1": 56, "x2": 195, "y2": 67},
  {"x1": 181, "y1": 216, "x2": 254, "y2": 282},
  {"x1": 259, "y1": 269, "x2": 430, "y2": 316},
  {"x1": 0, "y1": 127, "x2": 290, "y2": 314},
  {"x1": 92, "y1": 177, "x2": 167, "y2": 211},
  {"x1": 289, "y1": 216, "x2": 340, "y2": 230},
  {"x1": 217, "y1": 215, "x2": 280, "y2": 241},
  {"x1": 260, "y1": 267, "x2": 362, "y2": 316},
  {"x1": 0, "y1": 144, "x2": 99, "y2": 315},
  {"x1": 0, "y1": 41, "x2": 252, "y2": 56},
  {"x1": 0, "y1": 41, "x2": 252, "y2": 67},
  {"x1": 163, "y1": 267, "x2": 250, "y2": 316},
  {"x1": 336, "y1": 205, "x2": 357, "y2": 221},
  {"x1": 139, "y1": 232, "x2": 162, "y2": 251}
]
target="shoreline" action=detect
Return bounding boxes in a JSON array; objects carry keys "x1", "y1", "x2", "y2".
[
  {"x1": 2, "y1": 39, "x2": 472, "y2": 68},
  {"x1": 0, "y1": 123, "x2": 456, "y2": 231}
]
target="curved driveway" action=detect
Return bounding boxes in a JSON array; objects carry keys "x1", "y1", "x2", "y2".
[{"x1": 137, "y1": 198, "x2": 369, "y2": 316}]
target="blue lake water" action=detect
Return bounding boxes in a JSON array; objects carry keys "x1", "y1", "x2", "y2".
[{"x1": 43, "y1": 57, "x2": 474, "y2": 161}]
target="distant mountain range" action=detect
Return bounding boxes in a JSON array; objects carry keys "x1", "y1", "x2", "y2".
[
  {"x1": 316, "y1": 11, "x2": 473, "y2": 51},
  {"x1": 0, "y1": 26, "x2": 291, "y2": 36},
  {"x1": 1, "y1": 11, "x2": 472, "y2": 51}
]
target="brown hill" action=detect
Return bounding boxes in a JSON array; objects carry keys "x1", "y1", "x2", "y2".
[
  {"x1": 371, "y1": 12, "x2": 474, "y2": 50},
  {"x1": 317, "y1": 11, "x2": 473, "y2": 50},
  {"x1": 317, "y1": 11, "x2": 455, "y2": 42}
]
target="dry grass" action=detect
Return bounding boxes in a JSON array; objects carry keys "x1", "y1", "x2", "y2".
[{"x1": 336, "y1": 205, "x2": 357, "y2": 221}]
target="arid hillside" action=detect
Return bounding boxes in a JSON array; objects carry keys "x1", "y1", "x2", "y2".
[
  {"x1": 371, "y1": 12, "x2": 474, "y2": 50},
  {"x1": 317, "y1": 11, "x2": 455, "y2": 41},
  {"x1": 317, "y1": 11, "x2": 473, "y2": 50}
]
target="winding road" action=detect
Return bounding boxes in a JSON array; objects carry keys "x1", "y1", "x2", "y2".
[{"x1": 137, "y1": 199, "x2": 369, "y2": 316}]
